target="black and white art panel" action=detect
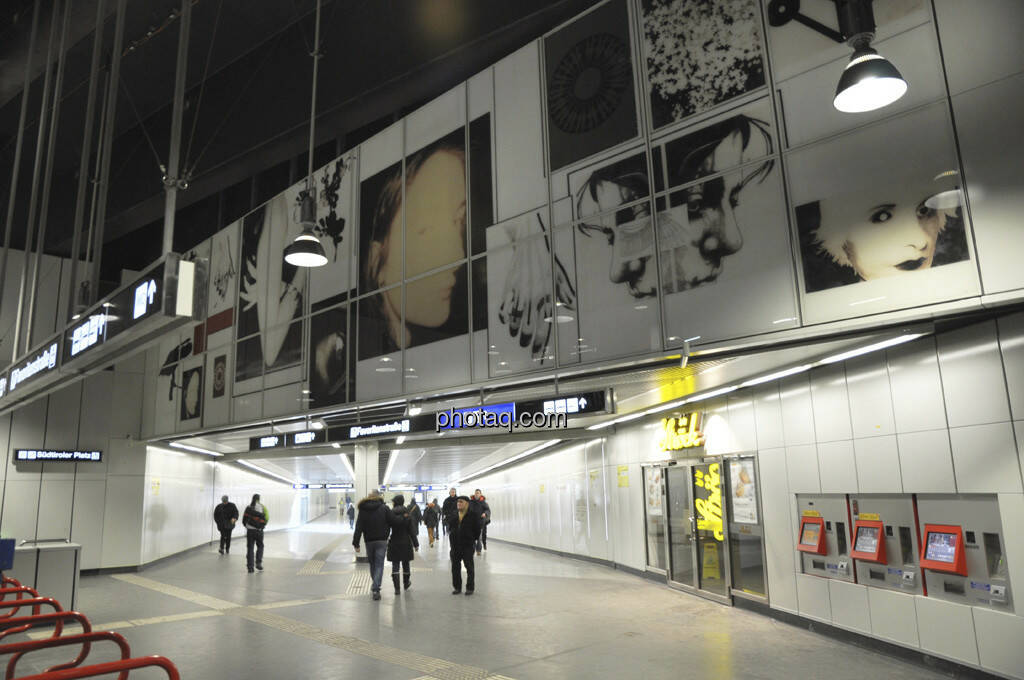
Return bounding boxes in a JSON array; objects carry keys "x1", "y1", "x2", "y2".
[
  {"x1": 309, "y1": 304, "x2": 352, "y2": 408},
  {"x1": 206, "y1": 219, "x2": 239, "y2": 353},
  {"x1": 356, "y1": 289, "x2": 402, "y2": 400},
  {"x1": 358, "y1": 121, "x2": 404, "y2": 297},
  {"x1": 203, "y1": 349, "x2": 231, "y2": 427},
  {"x1": 493, "y1": 42, "x2": 549, "y2": 222},
  {"x1": 153, "y1": 330, "x2": 191, "y2": 435},
  {"x1": 178, "y1": 360, "x2": 203, "y2": 425},
  {"x1": 788, "y1": 103, "x2": 979, "y2": 324},
  {"x1": 544, "y1": 0, "x2": 639, "y2": 172},
  {"x1": 641, "y1": 0, "x2": 766, "y2": 132},
  {"x1": 655, "y1": 100, "x2": 799, "y2": 343},
  {"x1": 309, "y1": 152, "x2": 357, "y2": 312}
]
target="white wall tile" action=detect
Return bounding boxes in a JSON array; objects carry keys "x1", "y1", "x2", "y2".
[
  {"x1": 45, "y1": 383, "x2": 82, "y2": 450},
  {"x1": 101, "y1": 475, "x2": 144, "y2": 567},
  {"x1": 937, "y1": 321, "x2": 1011, "y2": 428},
  {"x1": 759, "y1": 447, "x2": 798, "y2": 614},
  {"x1": 915, "y1": 597, "x2": 979, "y2": 667},
  {"x1": 887, "y1": 339, "x2": 948, "y2": 434},
  {"x1": 80, "y1": 372, "x2": 114, "y2": 448},
  {"x1": 897, "y1": 430, "x2": 956, "y2": 493},
  {"x1": 780, "y1": 375, "x2": 815, "y2": 446},
  {"x1": 973, "y1": 607, "x2": 1024, "y2": 678},
  {"x1": 754, "y1": 387, "x2": 785, "y2": 450},
  {"x1": 828, "y1": 580, "x2": 871, "y2": 634},
  {"x1": 845, "y1": 353, "x2": 896, "y2": 438},
  {"x1": 853, "y1": 436, "x2": 903, "y2": 493},
  {"x1": 796, "y1": 573, "x2": 831, "y2": 623},
  {"x1": 0, "y1": 479, "x2": 41, "y2": 540},
  {"x1": 36, "y1": 479, "x2": 74, "y2": 540},
  {"x1": 810, "y1": 365, "x2": 852, "y2": 443},
  {"x1": 997, "y1": 493, "x2": 1024, "y2": 615},
  {"x1": 998, "y1": 313, "x2": 1024, "y2": 421},
  {"x1": 726, "y1": 395, "x2": 757, "y2": 453},
  {"x1": 949, "y1": 422, "x2": 1022, "y2": 493},
  {"x1": 71, "y1": 480, "x2": 106, "y2": 570},
  {"x1": 785, "y1": 444, "x2": 820, "y2": 493},
  {"x1": 817, "y1": 440, "x2": 857, "y2": 493},
  {"x1": 868, "y1": 588, "x2": 919, "y2": 648},
  {"x1": 934, "y1": 0, "x2": 1024, "y2": 95}
]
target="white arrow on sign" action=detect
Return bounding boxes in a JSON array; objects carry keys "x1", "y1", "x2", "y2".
[{"x1": 579, "y1": 397, "x2": 587, "y2": 409}]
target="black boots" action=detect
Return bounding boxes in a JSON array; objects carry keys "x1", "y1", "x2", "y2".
[
  {"x1": 403, "y1": 572, "x2": 411, "y2": 591},
  {"x1": 392, "y1": 573, "x2": 401, "y2": 594}
]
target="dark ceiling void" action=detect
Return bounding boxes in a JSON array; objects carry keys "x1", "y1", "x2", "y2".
[{"x1": 0, "y1": 0, "x2": 601, "y2": 286}]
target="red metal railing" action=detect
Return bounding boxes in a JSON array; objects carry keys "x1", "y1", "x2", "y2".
[
  {"x1": 14, "y1": 655, "x2": 180, "y2": 680},
  {"x1": 2, "y1": 631, "x2": 131, "y2": 680},
  {"x1": 0, "y1": 611, "x2": 89, "y2": 642},
  {"x1": 0, "y1": 598, "x2": 63, "y2": 621},
  {"x1": 0, "y1": 587, "x2": 40, "y2": 605}
]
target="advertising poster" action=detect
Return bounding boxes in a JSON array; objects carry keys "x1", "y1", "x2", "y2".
[
  {"x1": 729, "y1": 459, "x2": 758, "y2": 525},
  {"x1": 617, "y1": 464, "x2": 630, "y2": 488},
  {"x1": 645, "y1": 467, "x2": 663, "y2": 516}
]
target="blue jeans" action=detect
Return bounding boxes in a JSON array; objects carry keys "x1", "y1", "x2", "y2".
[{"x1": 365, "y1": 540, "x2": 387, "y2": 593}]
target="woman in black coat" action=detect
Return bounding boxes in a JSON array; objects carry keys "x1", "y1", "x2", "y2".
[{"x1": 387, "y1": 495, "x2": 415, "y2": 594}]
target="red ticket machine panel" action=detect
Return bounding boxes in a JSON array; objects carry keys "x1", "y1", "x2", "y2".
[
  {"x1": 850, "y1": 520, "x2": 887, "y2": 563},
  {"x1": 797, "y1": 516, "x2": 827, "y2": 554},
  {"x1": 920, "y1": 524, "x2": 967, "y2": 576}
]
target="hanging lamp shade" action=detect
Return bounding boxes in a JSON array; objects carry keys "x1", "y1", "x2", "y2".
[
  {"x1": 284, "y1": 190, "x2": 327, "y2": 267},
  {"x1": 833, "y1": 45, "x2": 907, "y2": 113}
]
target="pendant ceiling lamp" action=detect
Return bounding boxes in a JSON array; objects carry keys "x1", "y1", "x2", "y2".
[
  {"x1": 284, "y1": 0, "x2": 327, "y2": 268},
  {"x1": 768, "y1": 0, "x2": 907, "y2": 113}
]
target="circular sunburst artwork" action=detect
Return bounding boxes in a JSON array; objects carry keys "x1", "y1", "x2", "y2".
[{"x1": 548, "y1": 33, "x2": 631, "y2": 135}]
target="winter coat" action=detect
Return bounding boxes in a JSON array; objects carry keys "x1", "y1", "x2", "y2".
[
  {"x1": 346, "y1": 504, "x2": 355, "y2": 519},
  {"x1": 408, "y1": 502, "x2": 422, "y2": 535},
  {"x1": 386, "y1": 504, "x2": 416, "y2": 562},
  {"x1": 353, "y1": 497, "x2": 392, "y2": 546},
  {"x1": 214, "y1": 502, "x2": 238, "y2": 531},
  {"x1": 471, "y1": 496, "x2": 491, "y2": 525},
  {"x1": 423, "y1": 505, "x2": 439, "y2": 528},
  {"x1": 447, "y1": 508, "x2": 482, "y2": 550},
  {"x1": 242, "y1": 502, "x2": 268, "y2": 532},
  {"x1": 441, "y1": 495, "x2": 458, "y2": 524}
]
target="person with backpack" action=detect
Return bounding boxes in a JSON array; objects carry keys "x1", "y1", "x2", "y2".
[
  {"x1": 242, "y1": 493, "x2": 269, "y2": 573},
  {"x1": 213, "y1": 495, "x2": 238, "y2": 555},
  {"x1": 423, "y1": 500, "x2": 440, "y2": 547}
]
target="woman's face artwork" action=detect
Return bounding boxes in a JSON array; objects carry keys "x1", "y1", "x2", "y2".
[
  {"x1": 375, "y1": 149, "x2": 467, "y2": 329},
  {"x1": 817, "y1": 190, "x2": 944, "y2": 281},
  {"x1": 183, "y1": 370, "x2": 200, "y2": 418}
]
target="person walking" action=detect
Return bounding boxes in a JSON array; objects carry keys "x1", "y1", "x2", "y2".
[
  {"x1": 471, "y1": 489, "x2": 491, "y2": 555},
  {"x1": 447, "y1": 495, "x2": 481, "y2": 595},
  {"x1": 213, "y1": 495, "x2": 239, "y2": 555},
  {"x1": 408, "y1": 498, "x2": 422, "y2": 550},
  {"x1": 242, "y1": 494, "x2": 268, "y2": 573},
  {"x1": 353, "y1": 489, "x2": 404, "y2": 601},
  {"x1": 387, "y1": 495, "x2": 416, "y2": 594},
  {"x1": 423, "y1": 500, "x2": 439, "y2": 547},
  {"x1": 441, "y1": 488, "x2": 458, "y2": 538},
  {"x1": 346, "y1": 501, "x2": 355, "y2": 530}
]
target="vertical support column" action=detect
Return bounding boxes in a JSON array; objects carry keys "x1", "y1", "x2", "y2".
[
  {"x1": 162, "y1": 0, "x2": 192, "y2": 256},
  {"x1": 353, "y1": 442, "x2": 379, "y2": 502}
]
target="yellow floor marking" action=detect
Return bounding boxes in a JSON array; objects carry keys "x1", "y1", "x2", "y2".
[{"x1": 112, "y1": 573, "x2": 239, "y2": 610}]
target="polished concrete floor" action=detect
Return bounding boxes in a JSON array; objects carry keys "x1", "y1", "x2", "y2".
[{"x1": 13, "y1": 513, "x2": 955, "y2": 679}]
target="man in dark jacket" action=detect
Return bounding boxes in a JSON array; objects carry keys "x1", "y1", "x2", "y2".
[
  {"x1": 353, "y1": 490, "x2": 405, "y2": 600},
  {"x1": 242, "y1": 494, "x2": 268, "y2": 573},
  {"x1": 423, "y1": 501, "x2": 440, "y2": 547},
  {"x1": 447, "y1": 495, "x2": 481, "y2": 595},
  {"x1": 213, "y1": 495, "x2": 238, "y2": 555},
  {"x1": 441, "y1": 488, "x2": 458, "y2": 538},
  {"x1": 408, "y1": 498, "x2": 422, "y2": 549},
  {"x1": 387, "y1": 495, "x2": 416, "y2": 594},
  {"x1": 471, "y1": 489, "x2": 491, "y2": 555},
  {"x1": 346, "y1": 502, "x2": 355, "y2": 529}
]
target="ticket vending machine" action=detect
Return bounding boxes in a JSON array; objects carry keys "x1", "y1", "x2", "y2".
[
  {"x1": 848, "y1": 495, "x2": 922, "y2": 594},
  {"x1": 916, "y1": 494, "x2": 1012, "y2": 611},
  {"x1": 796, "y1": 495, "x2": 854, "y2": 582}
]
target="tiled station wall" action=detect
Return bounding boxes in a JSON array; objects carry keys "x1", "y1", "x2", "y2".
[
  {"x1": 471, "y1": 312, "x2": 1024, "y2": 679},
  {"x1": 0, "y1": 351, "x2": 328, "y2": 569}
]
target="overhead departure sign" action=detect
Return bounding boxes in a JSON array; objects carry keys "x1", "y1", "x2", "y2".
[
  {"x1": 16, "y1": 449, "x2": 103, "y2": 462},
  {"x1": 8, "y1": 340, "x2": 59, "y2": 395},
  {"x1": 250, "y1": 435, "x2": 284, "y2": 450},
  {"x1": 517, "y1": 390, "x2": 609, "y2": 418},
  {"x1": 347, "y1": 419, "x2": 411, "y2": 440},
  {"x1": 288, "y1": 430, "x2": 326, "y2": 446},
  {"x1": 63, "y1": 263, "x2": 166, "y2": 365}
]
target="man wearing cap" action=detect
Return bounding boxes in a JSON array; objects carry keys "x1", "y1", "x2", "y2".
[
  {"x1": 447, "y1": 495, "x2": 482, "y2": 595},
  {"x1": 213, "y1": 495, "x2": 238, "y2": 555}
]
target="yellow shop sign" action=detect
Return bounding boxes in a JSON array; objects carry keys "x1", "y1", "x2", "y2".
[{"x1": 657, "y1": 413, "x2": 705, "y2": 451}]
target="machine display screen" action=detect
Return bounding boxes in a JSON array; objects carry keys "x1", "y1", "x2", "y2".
[
  {"x1": 854, "y1": 526, "x2": 880, "y2": 554},
  {"x1": 925, "y1": 532, "x2": 958, "y2": 563},
  {"x1": 800, "y1": 523, "x2": 821, "y2": 547}
]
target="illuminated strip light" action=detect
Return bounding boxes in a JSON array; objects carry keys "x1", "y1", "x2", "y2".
[
  {"x1": 458, "y1": 440, "x2": 561, "y2": 482},
  {"x1": 382, "y1": 450, "x2": 399, "y2": 486},
  {"x1": 740, "y1": 364, "x2": 813, "y2": 388},
  {"x1": 340, "y1": 453, "x2": 356, "y2": 480},
  {"x1": 237, "y1": 460, "x2": 295, "y2": 485},
  {"x1": 817, "y1": 334, "x2": 924, "y2": 365},
  {"x1": 169, "y1": 442, "x2": 223, "y2": 457}
]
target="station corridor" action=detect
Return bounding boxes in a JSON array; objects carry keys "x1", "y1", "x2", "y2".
[{"x1": 10, "y1": 514, "x2": 949, "y2": 679}]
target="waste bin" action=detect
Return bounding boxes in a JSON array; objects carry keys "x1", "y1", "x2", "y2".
[{"x1": 7, "y1": 540, "x2": 82, "y2": 609}]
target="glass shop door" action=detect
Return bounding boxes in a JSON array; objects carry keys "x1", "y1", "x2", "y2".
[{"x1": 664, "y1": 460, "x2": 732, "y2": 604}]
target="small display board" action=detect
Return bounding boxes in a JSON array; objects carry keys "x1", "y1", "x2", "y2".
[
  {"x1": 16, "y1": 449, "x2": 103, "y2": 463},
  {"x1": 919, "y1": 523, "x2": 967, "y2": 576},
  {"x1": 797, "y1": 516, "x2": 827, "y2": 554},
  {"x1": 850, "y1": 519, "x2": 887, "y2": 563}
]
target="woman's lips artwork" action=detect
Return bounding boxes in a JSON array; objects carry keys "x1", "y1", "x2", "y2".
[{"x1": 895, "y1": 257, "x2": 926, "y2": 271}]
